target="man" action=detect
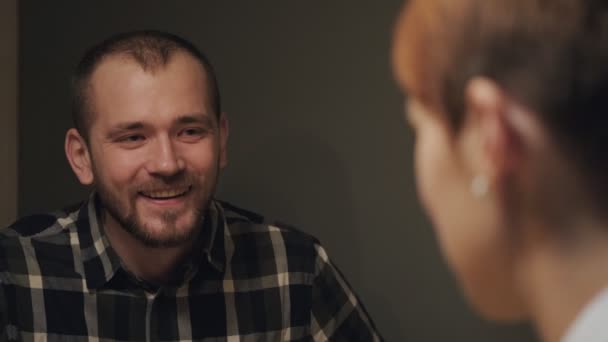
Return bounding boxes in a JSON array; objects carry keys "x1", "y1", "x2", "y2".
[{"x1": 0, "y1": 31, "x2": 381, "y2": 341}]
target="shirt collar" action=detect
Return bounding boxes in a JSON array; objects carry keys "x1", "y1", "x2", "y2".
[
  {"x1": 182, "y1": 199, "x2": 227, "y2": 281},
  {"x1": 562, "y1": 287, "x2": 608, "y2": 342},
  {"x1": 75, "y1": 192, "x2": 226, "y2": 290}
]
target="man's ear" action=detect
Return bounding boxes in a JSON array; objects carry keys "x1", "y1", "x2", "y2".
[
  {"x1": 65, "y1": 128, "x2": 94, "y2": 185},
  {"x1": 462, "y1": 77, "x2": 523, "y2": 183},
  {"x1": 218, "y1": 112, "x2": 229, "y2": 169}
]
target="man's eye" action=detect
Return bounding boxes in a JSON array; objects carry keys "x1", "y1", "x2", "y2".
[
  {"x1": 118, "y1": 135, "x2": 145, "y2": 143},
  {"x1": 181, "y1": 128, "x2": 206, "y2": 137}
]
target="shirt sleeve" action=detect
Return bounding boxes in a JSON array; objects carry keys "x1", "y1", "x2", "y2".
[
  {"x1": 309, "y1": 243, "x2": 383, "y2": 342},
  {"x1": 0, "y1": 278, "x2": 7, "y2": 342}
]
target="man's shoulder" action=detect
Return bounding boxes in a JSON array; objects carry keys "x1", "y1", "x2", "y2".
[
  {"x1": 0, "y1": 203, "x2": 83, "y2": 271},
  {"x1": 217, "y1": 200, "x2": 321, "y2": 273},
  {"x1": 3, "y1": 213, "x2": 62, "y2": 239},
  {"x1": 2, "y1": 202, "x2": 83, "y2": 240},
  {"x1": 0, "y1": 203, "x2": 85, "y2": 288},
  {"x1": 218, "y1": 200, "x2": 319, "y2": 246}
]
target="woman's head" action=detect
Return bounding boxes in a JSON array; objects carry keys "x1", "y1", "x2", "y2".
[{"x1": 392, "y1": 0, "x2": 608, "y2": 320}]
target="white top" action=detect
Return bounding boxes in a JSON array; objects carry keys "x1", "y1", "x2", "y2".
[{"x1": 562, "y1": 287, "x2": 608, "y2": 342}]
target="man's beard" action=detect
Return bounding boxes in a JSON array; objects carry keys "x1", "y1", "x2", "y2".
[{"x1": 95, "y1": 171, "x2": 218, "y2": 248}]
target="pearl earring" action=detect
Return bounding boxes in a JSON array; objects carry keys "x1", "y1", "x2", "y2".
[{"x1": 470, "y1": 175, "x2": 489, "y2": 197}]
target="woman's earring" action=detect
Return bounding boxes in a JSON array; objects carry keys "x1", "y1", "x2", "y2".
[{"x1": 471, "y1": 175, "x2": 489, "y2": 198}]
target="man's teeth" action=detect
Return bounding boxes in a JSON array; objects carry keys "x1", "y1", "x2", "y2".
[{"x1": 142, "y1": 187, "x2": 189, "y2": 199}]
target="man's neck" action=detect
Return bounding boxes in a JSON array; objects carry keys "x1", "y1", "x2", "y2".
[{"x1": 102, "y1": 213, "x2": 197, "y2": 285}]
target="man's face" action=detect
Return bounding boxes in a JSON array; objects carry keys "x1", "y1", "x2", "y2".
[{"x1": 83, "y1": 52, "x2": 227, "y2": 247}]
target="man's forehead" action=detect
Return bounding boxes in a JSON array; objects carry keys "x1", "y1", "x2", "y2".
[
  {"x1": 90, "y1": 51, "x2": 208, "y2": 85},
  {"x1": 88, "y1": 52, "x2": 210, "y2": 99},
  {"x1": 94, "y1": 110, "x2": 217, "y2": 135},
  {"x1": 106, "y1": 112, "x2": 215, "y2": 131},
  {"x1": 85, "y1": 52, "x2": 214, "y2": 129}
]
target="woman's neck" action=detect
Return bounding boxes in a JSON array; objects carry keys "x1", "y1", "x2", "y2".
[{"x1": 516, "y1": 218, "x2": 608, "y2": 342}]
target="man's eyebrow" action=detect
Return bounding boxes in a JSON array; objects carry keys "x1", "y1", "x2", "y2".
[
  {"x1": 106, "y1": 121, "x2": 145, "y2": 137},
  {"x1": 176, "y1": 114, "x2": 215, "y2": 127}
]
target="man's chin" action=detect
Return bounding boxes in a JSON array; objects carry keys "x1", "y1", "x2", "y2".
[
  {"x1": 129, "y1": 227, "x2": 196, "y2": 248},
  {"x1": 129, "y1": 215, "x2": 201, "y2": 248}
]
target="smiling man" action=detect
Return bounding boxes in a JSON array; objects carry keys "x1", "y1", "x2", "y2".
[{"x1": 0, "y1": 31, "x2": 381, "y2": 341}]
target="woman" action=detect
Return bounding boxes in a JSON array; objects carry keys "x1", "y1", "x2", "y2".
[{"x1": 392, "y1": 1, "x2": 608, "y2": 341}]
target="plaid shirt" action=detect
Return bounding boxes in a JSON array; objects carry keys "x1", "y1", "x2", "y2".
[{"x1": 0, "y1": 194, "x2": 382, "y2": 342}]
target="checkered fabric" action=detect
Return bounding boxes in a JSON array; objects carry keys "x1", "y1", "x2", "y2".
[{"x1": 0, "y1": 194, "x2": 382, "y2": 341}]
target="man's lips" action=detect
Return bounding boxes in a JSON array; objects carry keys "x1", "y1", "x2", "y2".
[{"x1": 138, "y1": 186, "x2": 192, "y2": 200}]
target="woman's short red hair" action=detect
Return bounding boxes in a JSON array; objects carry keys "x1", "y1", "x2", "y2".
[{"x1": 393, "y1": 0, "x2": 608, "y2": 207}]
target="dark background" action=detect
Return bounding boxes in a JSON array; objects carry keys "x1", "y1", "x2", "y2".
[{"x1": 18, "y1": 1, "x2": 537, "y2": 341}]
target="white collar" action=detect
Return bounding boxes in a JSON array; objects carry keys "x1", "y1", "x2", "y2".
[{"x1": 562, "y1": 287, "x2": 608, "y2": 342}]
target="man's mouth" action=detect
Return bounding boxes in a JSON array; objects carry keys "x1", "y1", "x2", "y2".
[{"x1": 139, "y1": 186, "x2": 192, "y2": 200}]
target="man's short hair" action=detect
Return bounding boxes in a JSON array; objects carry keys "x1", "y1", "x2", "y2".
[
  {"x1": 397, "y1": 0, "x2": 608, "y2": 205},
  {"x1": 71, "y1": 30, "x2": 222, "y2": 140}
]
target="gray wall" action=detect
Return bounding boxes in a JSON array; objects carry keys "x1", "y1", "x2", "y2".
[
  {"x1": 19, "y1": 1, "x2": 537, "y2": 341},
  {"x1": 0, "y1": 0, "x2": 18, "y2": 228}
]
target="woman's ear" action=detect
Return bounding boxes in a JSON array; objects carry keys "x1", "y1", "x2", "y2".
[
  {"x1": 65, "y1": 128, "x2": 94, "y2": 185},
  {"x1": 462, "y1": 77, "x2": 523, "y2": 183}
]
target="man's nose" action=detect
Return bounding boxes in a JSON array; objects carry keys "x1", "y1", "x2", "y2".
[{"x1": 147, "y1": 136, "x2": 185, "y2": 177}]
